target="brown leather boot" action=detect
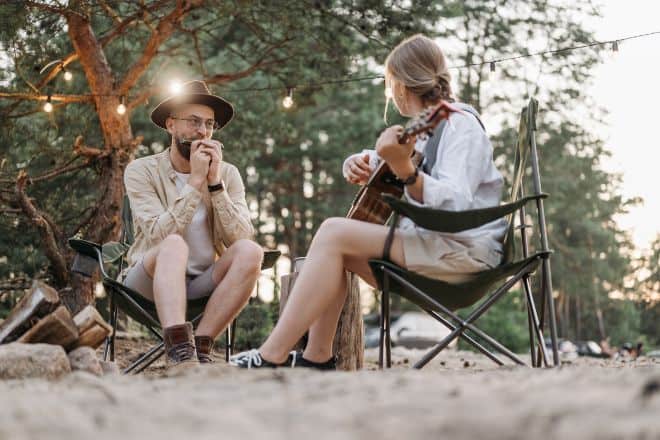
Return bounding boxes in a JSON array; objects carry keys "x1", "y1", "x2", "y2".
[
  {"x1": 194, "y1": 335, "x2": 215, "y2": 364},
  {"x1": 163, "y1": 322, "x2": 198, "y2": 371}
]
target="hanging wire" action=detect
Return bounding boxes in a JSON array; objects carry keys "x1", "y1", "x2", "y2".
[{"x1": 28, "y1": 28, "x2": 660, "y2": 110}]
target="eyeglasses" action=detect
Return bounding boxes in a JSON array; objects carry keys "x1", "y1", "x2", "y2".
[{"x1": 171, "y1": 116, "x2": 219, "y2": 131}]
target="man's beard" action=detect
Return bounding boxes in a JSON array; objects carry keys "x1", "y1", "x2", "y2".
[{"x1": 174, "y1": 136, "x2": 194, "y2": 160}]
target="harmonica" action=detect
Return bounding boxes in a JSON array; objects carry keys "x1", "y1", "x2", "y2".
[{"x1": 180, "y1": 139, "x2": 224, "y2": 150}]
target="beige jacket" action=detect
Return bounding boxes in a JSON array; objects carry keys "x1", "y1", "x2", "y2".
[{"x1": 122, "y1": 148, "x2": 254, "y2": 278}]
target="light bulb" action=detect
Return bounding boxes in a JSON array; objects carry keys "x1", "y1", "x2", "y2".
[
  {"x1": 43, "y1": 96, "x2": 53, "y2": 113},
  {"x1": 169, "y1": 80, "x2": 182, "y2": 95},
  {"x1": 63, "y1": 70, "x2": 73, "y2": 81},
  {"x1": 282, "y1": 88, "x2": 294, "y2": 109},
  {"x1": 117, "y1": 103, "x2": 126, "y2": 115}
]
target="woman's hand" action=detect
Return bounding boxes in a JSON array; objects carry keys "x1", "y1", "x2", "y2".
[
  {"x1": 345, "y1": 153, "x2": 373, "y2": 185},
  {"x1": 375, "y1": 125, "x2": 416, "y2": 179}
]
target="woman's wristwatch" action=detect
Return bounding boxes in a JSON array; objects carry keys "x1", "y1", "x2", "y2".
[{"x1": 400, "y1": 168, "x2": 419, "y2": 186}]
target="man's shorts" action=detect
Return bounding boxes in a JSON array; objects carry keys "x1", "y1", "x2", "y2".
[{"x1": 123, "y1": 259, "x2": 217, "y2": 301}]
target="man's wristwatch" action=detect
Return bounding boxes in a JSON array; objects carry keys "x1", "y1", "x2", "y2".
[
  {"x1": 208, "y1": 181, "x2": 224, "y2": 193},
  {"x1": 400, "y1": 168, "x2": 419, "y2": 186}
]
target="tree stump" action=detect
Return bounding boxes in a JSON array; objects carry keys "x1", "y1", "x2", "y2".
[{"x1": 280, "y1": 261, "x2": 363, "y2": 371}]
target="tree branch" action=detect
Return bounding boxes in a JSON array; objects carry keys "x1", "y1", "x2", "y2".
[
  {"x1": 15, "y1": 171, "x2": 69, "y2": 287},
  {"x1": 119, "y1": 1, "x2": 203, "y2": 95}
]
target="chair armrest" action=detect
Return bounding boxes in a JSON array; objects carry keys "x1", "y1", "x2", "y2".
[{"x1": 383, "y1": 193, "x2": 548, "y2": 233}]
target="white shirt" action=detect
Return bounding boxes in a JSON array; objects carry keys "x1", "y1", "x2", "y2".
[
  {"x1": 174, "y1": 171, "x2": 216, "y2": 276},
  {"x1": 342, "y1": 110, "x2": 507, "y2": 266}
]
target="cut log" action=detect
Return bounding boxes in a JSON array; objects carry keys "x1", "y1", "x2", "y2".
[
  {"x1": 333, "y1": 272, "x2": 364, "y2": 371},
  {"x1": 71, "y1": 305, "x2": 113, "y2": 350},
  {"x1": 279, "y1": 259, "x2": 363, "y2": 371},
  {"x1": 17, "y1": 305, "x2": 79, "y2": 349},
  {"x1": 0, "y1": 280, "x2": 61, "y2": 344}
]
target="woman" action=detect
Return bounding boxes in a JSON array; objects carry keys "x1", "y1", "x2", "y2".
[{"x1": 231, "y1": 34, "x2": 507, "y2": 369}]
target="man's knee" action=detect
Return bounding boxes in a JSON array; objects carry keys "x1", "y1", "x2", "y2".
[
  {"x1": 231, "y1": 239, "x2": 264, "y2": 272},
  {"x1": 159, "y1": 234, "x2": 189, "y2": 258}
]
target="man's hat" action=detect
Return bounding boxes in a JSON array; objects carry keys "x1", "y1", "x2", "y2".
[{"x1": 150, "y1": 80, "x2": 234, "y2": 130}]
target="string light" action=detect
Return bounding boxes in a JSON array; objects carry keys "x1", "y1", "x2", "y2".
[
  {"x1": 62, "y1": 66, "x2": 73, "y2": 81},
  {"x1": 116, "y1": 96, "x2": 126, "y2": 115},
  {"x1": 21, "y1": 30, "x2": 660, "y2": 114},
  {"x1": 282, "y1": 88, "x2": 294, "y2": 109},
  {"x1": 169, "y1": 80, "x2": 183, "y2": 95},
  {"x1": 43, "y1": 95, "x2": 53, "y2": 113}
]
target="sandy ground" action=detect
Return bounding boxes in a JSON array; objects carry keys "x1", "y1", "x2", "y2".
[{"x1": 0, "y1": 337, "x2": 658, "y2": 440}]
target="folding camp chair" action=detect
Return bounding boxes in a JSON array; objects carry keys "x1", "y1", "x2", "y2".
[
  {"x1": 69, "y1": 195, "x2": 280, "y2": 374},
  {"x1": 370, "y1": 97, "x2": 560, "y2": 369}
]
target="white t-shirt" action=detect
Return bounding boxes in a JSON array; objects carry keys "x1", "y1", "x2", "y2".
[{"x1": 174, "y1": 171, "x2": 216, "y2": 276}]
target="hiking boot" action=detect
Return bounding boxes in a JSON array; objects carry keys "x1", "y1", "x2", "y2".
[
  {"x1": 194, "y1": 335, "x2": 215, "y2": 364},
  {"x1": 163, "y1": 322, "x2": 198, "y2": 371}
]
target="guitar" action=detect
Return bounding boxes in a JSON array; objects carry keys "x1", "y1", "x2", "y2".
[{"x1": 346, "y1": 100, "x2": 459, "y2": 224}]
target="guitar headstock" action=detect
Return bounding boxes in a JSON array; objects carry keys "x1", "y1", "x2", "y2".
[{"x1": 399, "y1": 100, "x2": 459, "y2": 143}]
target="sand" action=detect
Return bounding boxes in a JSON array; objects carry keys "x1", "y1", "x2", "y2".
[{"x1": 0, "y1": 340, "x2": 658, "y2": 440}]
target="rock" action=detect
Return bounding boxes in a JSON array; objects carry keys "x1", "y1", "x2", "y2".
[
  {"x1": 67, "y1": 346, "x2": 103, "y2": 376},
  {"x1": 100, "y1": 360, "x2": 120, "y2": 376},
  {"x1": 0, "y1": 342, "x2": 71, "y2": 380}
]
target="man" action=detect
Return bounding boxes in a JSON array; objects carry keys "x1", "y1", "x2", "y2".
[{"x1": 122, "y1": 80, "x2": 263, "y2": 371}]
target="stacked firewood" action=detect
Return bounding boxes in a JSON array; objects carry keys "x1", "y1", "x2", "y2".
[{"x1": 0, "y1": 280, "x2": 111, "y2": 350}]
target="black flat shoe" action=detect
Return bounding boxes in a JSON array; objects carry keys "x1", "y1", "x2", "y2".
[{"x1": 288, "y1": 351, "x2": 337, "y2": 370}]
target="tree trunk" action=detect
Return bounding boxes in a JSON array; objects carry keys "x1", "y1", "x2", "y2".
[
  {"x1": 279, "y1": 265, "x2": 363, "y2": 371},
  {"x1": 62, "y1": 11, "x2": 137, "y2": 311}
]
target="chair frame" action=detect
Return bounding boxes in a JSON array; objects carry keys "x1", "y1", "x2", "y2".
[
  {"x1": 70, "y1": 196, "x2": 279, "y2": 375},
  {"x1": 372, "y1": 98, "x2": 560, "y2": 369}
]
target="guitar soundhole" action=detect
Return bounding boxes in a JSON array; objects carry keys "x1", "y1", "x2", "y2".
[{"x1": 380, "y1": 171, "x2": 403, "y2": 187}]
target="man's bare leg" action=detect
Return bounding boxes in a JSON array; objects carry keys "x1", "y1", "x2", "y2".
[
  {"x1": 141, "y1": 234, "x2": 189, "y2": 328},
  {"x1": 195, "y1": 239, "x2": 264, "y2": 339}
]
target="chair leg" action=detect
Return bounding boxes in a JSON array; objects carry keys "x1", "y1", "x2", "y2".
[
  {"x1": 378, "y1": 291, "x2": 386, "y2": 370},
  {"x1": 225, "y1": 323, "x2": 232, "y2": 362},
  {"x1": 230, "y1": 319, "x2": 237, "y2": 355},
  {"x1": 383, "y1": 272, "x2": 392, "y2": 369},
  {"x1": 522, "y1": 276, "x2": 538, "y2": 367},
  {"x1": 426, "y1": 309, "x2": 504, "y2": 366},
  {"x1": 123, "y1": 341, "x2": 165, "y2": 375},
  {"x1": 103, "y1": 295, "x2": 118, "y2": 362},
  {"x1": 522, "y1": 276, "x2": 550, "y2": 367}
]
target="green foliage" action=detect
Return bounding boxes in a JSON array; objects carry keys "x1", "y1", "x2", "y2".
[{"x1": 0, "y1": 1, "x2": 653, "y2": 349}]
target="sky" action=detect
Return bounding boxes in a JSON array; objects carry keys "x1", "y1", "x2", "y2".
[{"x1": 588, "y1": 0, "x2": 660, "y2": 251}]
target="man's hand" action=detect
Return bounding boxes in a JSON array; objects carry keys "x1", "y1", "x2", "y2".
[
  {"x1": 345, "y1": 153, "x2": 373, "y2": 185},
  {"x1": 188, "y1": 140, "x2": 213, "y2": 190},
  {"x1": 196, "y1": 140, "x2": 223, "y2": 185}
]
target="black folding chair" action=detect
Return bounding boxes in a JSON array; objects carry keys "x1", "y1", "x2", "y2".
[
  {"x1": 69, "y1": 195, "x2": 280, "y2": 374},
  {"x1": 369, "y1": 97, "x2": 560, "y2": 369}
]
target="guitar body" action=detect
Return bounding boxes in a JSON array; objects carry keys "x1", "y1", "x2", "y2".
[
  {"x1": 346, "y1": 100, "x2": 459, "y2": 225},
  {"x1": 347, "y1": 152, "x2": 423, "y2": 223}
]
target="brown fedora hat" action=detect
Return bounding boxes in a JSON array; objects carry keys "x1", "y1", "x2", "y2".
[{"x1": 150, "y1": 80, "x2": 234, "y2": 130}]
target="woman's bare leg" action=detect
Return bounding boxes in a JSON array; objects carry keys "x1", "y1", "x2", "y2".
[
  {"x1": 258, "y1": 218, "x2": 405, "y2": 363},
  {"x1": 302, "y1": 254, "x2": 381, "y2": 362}
]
